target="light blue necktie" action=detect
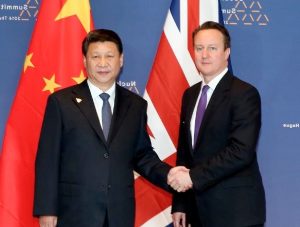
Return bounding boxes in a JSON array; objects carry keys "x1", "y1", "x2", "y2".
[
  {"x1": 100, "y1": 93, "x2": 112, "y2": 140},
  {"x1": 194, "y1": 85, "x2": 209, "y2": 145}
]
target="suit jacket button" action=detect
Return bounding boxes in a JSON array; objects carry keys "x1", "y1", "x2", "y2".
[{"x1": 104, "y1": 153, "x2": 109, "y2": 159}]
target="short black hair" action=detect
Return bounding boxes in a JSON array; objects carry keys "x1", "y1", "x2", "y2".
[{"x1": 82, "y1": 29, "x2": 123, "y2": 56}]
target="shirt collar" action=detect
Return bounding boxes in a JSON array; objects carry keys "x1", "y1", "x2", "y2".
[
  {"x1": 87, "y1": 79, "x2": 116, "y2": 101},
  {"x1": 201, "y1": 67, "x2": 228, "y2": 91}
]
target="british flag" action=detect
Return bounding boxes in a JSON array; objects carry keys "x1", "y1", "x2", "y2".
[{"x1": 135, "y1": 0, "x2": 222, "y2": 226}]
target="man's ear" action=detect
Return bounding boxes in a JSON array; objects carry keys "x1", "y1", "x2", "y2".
[
  {"x1": 83, "y1": 56, "x2": 87, "y2": 68},
  {"x1": 225, "y1": 48, "x2": 230, "y2": 60},
  {"x1": 120, "y1": 53, "x2": 124, "y2": 67}
]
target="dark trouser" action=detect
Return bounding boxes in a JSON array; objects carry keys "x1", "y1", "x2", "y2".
[{"x1": 103, "y1": 211, "x2": 109, "y2": 227}]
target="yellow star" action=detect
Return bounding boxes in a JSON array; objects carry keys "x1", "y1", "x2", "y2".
[
  {"x1": 23, "y1": 53, "x2": 34, "y2": 72},
  {"x1": 43, "y1": 74, "x2": 61, "y2": 94},
  {"x1": 55, "y1": 0, "x2": 91, "y2": 33},
  {"x1": 72, "y1": 70, "x2": 86, "y2": 84}
]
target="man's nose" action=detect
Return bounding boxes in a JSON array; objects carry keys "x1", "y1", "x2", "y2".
[
  {"x1": 98, "y1": 57, "x2": 107, "y2": 66},
  {"x1": 201, "y1": 48, "x2": 209, "y2": 58}
]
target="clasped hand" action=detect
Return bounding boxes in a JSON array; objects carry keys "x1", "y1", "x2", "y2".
[{"x1": 167, "y1": 166, "x2": 192, "y2": 192}]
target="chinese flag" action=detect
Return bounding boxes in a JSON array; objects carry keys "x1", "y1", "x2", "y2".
[{"x1": 0, "y1": 0, "x2": 94, "y2": 226}]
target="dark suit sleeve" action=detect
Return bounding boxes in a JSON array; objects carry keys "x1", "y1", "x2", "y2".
[
  {"x1": 133, "y1": 101, "x2": 172, "y2": 191},
  {"x1": 34, "y1": 95, "x2": 62, "y2": 216},
  {"x1": 190, "y1": 85, "x2": 261, "y2": 192}
]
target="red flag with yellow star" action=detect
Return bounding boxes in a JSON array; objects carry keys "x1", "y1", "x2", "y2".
[{"x1": 0, "y1": 0, "x2": 94, "y2": 226}]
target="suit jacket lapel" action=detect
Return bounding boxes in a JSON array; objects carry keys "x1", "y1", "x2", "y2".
[
  {"x1": 71, "y1": 80, "x2": 107, "y2": 144},
  {"x1": 194, "y1": 72, "x2": 233, "y2": 149},
  {"x1": 107, "y1": 84, "x2": 131, "y2": 144}
]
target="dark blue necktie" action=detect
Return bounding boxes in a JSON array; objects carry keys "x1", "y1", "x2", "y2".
[
  {"x1": 194, "y1": 85, "x2": 209, "y2": 145},
  {"x1": 100, "y1": 93, "x2": 112, "y2": 140}
]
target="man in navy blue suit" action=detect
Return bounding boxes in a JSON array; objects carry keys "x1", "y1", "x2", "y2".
[
  {"x1": 169, "y1": 21, "x2": 266, "y2": 227},
  {"x1": 34, "y1": 29, "x2": 186, "y2": 227}
]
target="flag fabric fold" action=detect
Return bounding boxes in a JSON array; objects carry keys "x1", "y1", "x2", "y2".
[
  {"x1": 136, "y1": 0, "x2": 221, "y2": 226},
  {"x1": 0, "y1": 0, "x2": 94, "y2": 226}
]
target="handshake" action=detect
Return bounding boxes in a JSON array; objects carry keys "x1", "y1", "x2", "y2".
[{"x1": 167, "y1": 166, "x2": 193, "y2": 192}]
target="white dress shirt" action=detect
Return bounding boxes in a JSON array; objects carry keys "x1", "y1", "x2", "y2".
[
  {"x1": 87, "y1": 79, "x2": 116, "y2": 129},
  {"x1": 190, "y1": 68, "x2": 228, "y2": 145}
]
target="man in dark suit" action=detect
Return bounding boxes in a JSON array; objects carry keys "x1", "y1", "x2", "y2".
[
  {"x1": 33, "y1": 29, "x2": 184, "y2": 227},
  {"x1": 168, "y1": 21, "x2": 266, "y2": 227}
]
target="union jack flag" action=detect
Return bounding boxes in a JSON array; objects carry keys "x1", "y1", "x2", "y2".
[{"x1": 135, "y1": 0, "x2": 222, "y2": 226}]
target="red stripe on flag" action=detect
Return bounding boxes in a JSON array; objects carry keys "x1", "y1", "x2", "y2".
[
  {"x1": 135, "y1": 154, "x2": 176, "y2": 226},
  {"x1": 147, "y1": 125, "x2": 155, "y2": 139},
  {"x1": 188, "y1": 0, "x2": 200, "y2": 59},
  {"x1": 146, "y1": 33, "x2": 189, "y2": 146}
]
